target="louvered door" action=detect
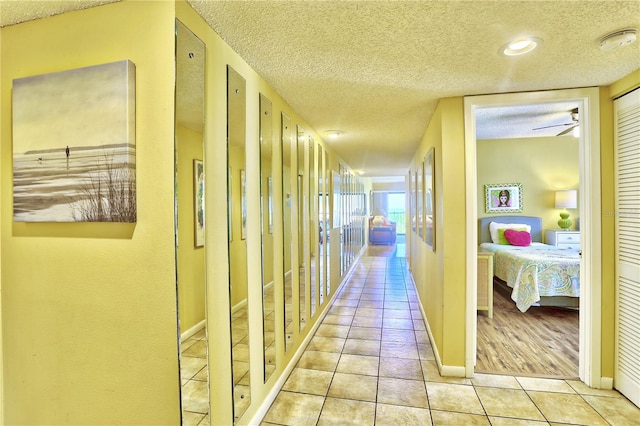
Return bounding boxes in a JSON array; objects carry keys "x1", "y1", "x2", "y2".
[{"x1": 614, "y1": 88, "x2": 640, "y2": 408}]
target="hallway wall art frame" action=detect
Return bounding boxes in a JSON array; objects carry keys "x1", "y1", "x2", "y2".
[{"x1": 12, "y1": 60, "x2": 136, "y2": 223}]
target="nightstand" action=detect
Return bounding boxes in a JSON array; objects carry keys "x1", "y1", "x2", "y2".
[
  {"x1": 477, "y1": 251, "x2": 494, "y2": 318},
  {"x1": 546, "y1": 229, "x2": 581, "y2": 250}
]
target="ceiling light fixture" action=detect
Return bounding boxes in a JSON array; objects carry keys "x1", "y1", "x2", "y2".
[
  {"x1": 500, "y1": 37, "x2": 542, "y2": 56},
  {"x1": 325, "y1": 130, "x2": 344, "y2": 140},
  {"x1": 599, "y1": 28, "x2": 637, "y2": 52}
]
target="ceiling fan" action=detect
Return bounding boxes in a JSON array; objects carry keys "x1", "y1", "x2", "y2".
[{"x1": 533, "y1": 107, "x2": 580, "y2": 136}]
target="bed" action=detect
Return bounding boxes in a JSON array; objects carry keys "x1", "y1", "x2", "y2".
[{"x1": 478, "y1": 216, "x2": 580, "y2": 312}]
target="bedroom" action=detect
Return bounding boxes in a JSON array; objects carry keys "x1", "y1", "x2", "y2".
[{"x1": 475, "y1": 105, "x2": 580, "y2": 378}]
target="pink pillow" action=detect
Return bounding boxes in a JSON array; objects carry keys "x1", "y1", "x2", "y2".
[{"x1": 504, "y1": 229, "x2": 531, "y2": 246}]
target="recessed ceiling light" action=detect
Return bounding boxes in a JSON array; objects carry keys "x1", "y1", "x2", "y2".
[
  {"x1": 500, "y1": 37, "x2": 542, "y2": 56},
  {"x1": 325, "y1": 130, "x2": 344, "y2": 140},
  {"x1": 600, "y1": 28, "x2": 637, "y2": 52}
]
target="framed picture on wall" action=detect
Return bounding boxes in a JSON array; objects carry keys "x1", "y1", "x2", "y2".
[
  {"x1": 417, "y1": 162, "x2": 423, "y2": 241},
  {"x1": 485, "y1": 182, "x2": 523, "y2": 213},
  {"x1": 410, "y1": 169, "x2": 416, "y2": 233},
  {"x1": 241, "y1": 169, "x2": 247, "y2": 240},
  {"x1": 12, "y1": 60, "x2": 136, "y2": 223},
  {"x1": 424, "y1": 147, "x2": 435, "y2": 251},
  {"x1": 228, "y1": 166, "x2": 233, "y2": 242},
  {"x1": 268, "y1": 176, "x2": 273, "y2": 234},
  {"x1": 194, "y1": 159, "x2": 205, "y2": 247}
]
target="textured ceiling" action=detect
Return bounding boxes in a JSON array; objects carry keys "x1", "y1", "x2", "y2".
[
  {"x1": 2, "y1": 0, "x2": 639, "y2": 178},
  {"x1": 188, "y1": 0, "x2": 640, "y2": 176}
]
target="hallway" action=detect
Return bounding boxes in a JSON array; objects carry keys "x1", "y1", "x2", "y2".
[{"x1": 261, "y1": 253, "x2": 638, "y2": 425}]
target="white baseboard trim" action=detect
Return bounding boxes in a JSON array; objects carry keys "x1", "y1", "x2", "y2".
[
  {"x1": 415, "y1": 277, "x2": 466, "y2": 378},
  {"x1": 180, "y1": 319, "x2": 206, "y2": 342},
  {"x1": 232, "y1": 298, "x2": 247, "y2": 314},
  {"x1": 601, "y1": 377, "x2": 614, "y2": 390},
  {"x1": 440, "y1": 364, "x2": 467, "y2": 378},
  {"x1": 247, "y1": 252, "x2": 363, "y2": 425}
]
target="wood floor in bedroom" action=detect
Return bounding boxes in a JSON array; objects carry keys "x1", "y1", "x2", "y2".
[{"x1": 476, "y1": 286, "x2": 579, "y2": 379}]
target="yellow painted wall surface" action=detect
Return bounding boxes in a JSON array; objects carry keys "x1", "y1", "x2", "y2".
[
  {"x1": 176, "y1": 124, "x2": 205, "y2": 333},
  {"x1": 412, "y1": 105, "x2": 443, "y2": 356},
  {"x1": 477, "y1": 136, "x2": 580, "y2": 234},
  {"x1": 439, "y1": 97, "x2": 467, "y2": 367},
  {"x1": 411, "y1": 97, "x2": 467, "y2": 370},
  {"x1": 1, "y1": 1, "x2": 180, "y2": 424}
]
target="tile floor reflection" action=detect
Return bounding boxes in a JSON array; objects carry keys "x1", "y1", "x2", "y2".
[
  {"x1": 180, "y1": 328, "x2": 209, "y2": 426},
  {"x1": 262, "y1": 255, "x2": 640, "y2": 425}
]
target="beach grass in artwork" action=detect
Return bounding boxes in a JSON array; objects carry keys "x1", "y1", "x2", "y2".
[{"x1": 12, "y1": 60, "x2": 136, "y2": 222}]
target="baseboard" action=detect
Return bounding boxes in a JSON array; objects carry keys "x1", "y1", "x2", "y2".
[
  {"x1": 440, "y1": 364, "x2": 467, "y2": 378},
  {"x1": 601, "y1": 376, "x2": 614, "y2": 390},
  {"x1": 180, "y1": 319, "x2": 206, "y2": 342},
  {"x1": 247, "y1": 251, "x2": 363, "y2": 425},
  {"x1": 416, "y1": 277, "x2": 466, "y2": 378},
  {"x1": 232, "y1": 298, "x2": 247, "y2": 314}
]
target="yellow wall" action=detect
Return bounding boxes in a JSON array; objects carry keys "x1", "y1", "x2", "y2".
[
  {"x1": 477, "y1": 136, "x2": 580, "y2": 235},
  {"x1": 1, "y1": 1, "x2": 180, "y2": 424},
  {"x1": 410, "y1": 97, "x2": 467, "y2": 369},
  {"x1": 176, "y1": 124, "x2": 205, "y2": 333}
]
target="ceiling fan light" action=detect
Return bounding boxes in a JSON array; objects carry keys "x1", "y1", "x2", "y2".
[{"x1": 500, "y1": 37, "x2": 542, "y2": 56}]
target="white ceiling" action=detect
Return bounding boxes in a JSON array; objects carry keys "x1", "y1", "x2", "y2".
[{"x1": 2, "y1": 0, "x2": 639, "y2": 178}]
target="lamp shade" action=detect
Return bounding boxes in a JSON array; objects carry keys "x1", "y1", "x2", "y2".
[{"x1": 555, "y1": 190, "x2": 577, "y2": 209}]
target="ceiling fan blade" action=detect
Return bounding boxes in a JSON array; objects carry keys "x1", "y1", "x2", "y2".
[
  {"x1": 556, "y1": 125, "x2": 578, "y2": 136},
  {"x1": 532, "y1": 122, "x2": 574, "y2": 131}
]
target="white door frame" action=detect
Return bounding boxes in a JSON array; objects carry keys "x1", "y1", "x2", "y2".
[{"x1": 463, "y1": 88, "x2": 603, "y2": 387}]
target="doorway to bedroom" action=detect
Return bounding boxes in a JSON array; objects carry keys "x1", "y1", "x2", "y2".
[
  {"x1": 474, "y1": 102, "x2": 580, "y2": 378},
  {"x1": 464, "y1": 88, "x2": 603, "y2": 386}
]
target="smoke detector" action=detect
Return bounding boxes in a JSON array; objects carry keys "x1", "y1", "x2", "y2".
[{"x1": 600, "y1": 29, "x2": 637, "y2": 52}]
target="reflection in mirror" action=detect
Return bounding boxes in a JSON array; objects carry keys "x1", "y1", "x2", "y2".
[
  {"x1": 309, "y1": 137, "x2": 317, "y2": 318},
  {"x1": 331, "y1": 170, "x2": 341, "y2": 295},
  {"x1": 281, "y1": 113, "x2": 294, "y2": 351},
  {"x1": 318, "y1": 147, "x2": 325, "y2": 306},
  {"x1": 227, "y1": 66, "x2": 250, "y2": 422},
  {"x1": 296, "y1": 126, "x2": 307, "y2": 332},
  {"x1": 175, "y1": 20, "x2": 209, "y2": 423},
  {"x1": 259, "y1": 94, "x2": 275, "y2": 382},
  {"x1": 323, "y1": 149, "x2": 331, "y2": 298},
  {"x1": 339, "y1": 164, "x2": 345, "y2": 276}
]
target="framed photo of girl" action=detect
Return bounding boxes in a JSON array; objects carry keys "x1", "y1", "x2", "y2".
[{"x1": 485, "y1": 183, "x2": 523, "y2": 213}]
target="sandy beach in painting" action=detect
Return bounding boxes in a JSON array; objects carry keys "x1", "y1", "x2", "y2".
[{"x1": 13, "y1": 143, "x2": 135, "y2": 222}]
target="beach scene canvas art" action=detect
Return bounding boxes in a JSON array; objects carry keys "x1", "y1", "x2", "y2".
[{"x1": 12, "y1": 60, "x2": 136, "y2": 222}]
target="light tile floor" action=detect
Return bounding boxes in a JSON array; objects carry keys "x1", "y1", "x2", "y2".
[
  {"x1": 262, "y1": 255, "x2": 640, "y2": 426},
  {"x1": 180, "y1": 328, "x2": 209, "y2": 426}
]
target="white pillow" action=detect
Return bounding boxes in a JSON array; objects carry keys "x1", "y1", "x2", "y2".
[{"x1": 489, "y1": 222, "x2": 531, "y2": 244}]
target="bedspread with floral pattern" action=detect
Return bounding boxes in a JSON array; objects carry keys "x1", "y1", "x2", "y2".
[{"x1": 480, "y1": 243, "x2": 580, "y2": 312}]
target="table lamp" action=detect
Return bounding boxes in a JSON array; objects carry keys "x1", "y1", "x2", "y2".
[{"x1": 555, "y1": 189, "x2": 577, "y2": 229}]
